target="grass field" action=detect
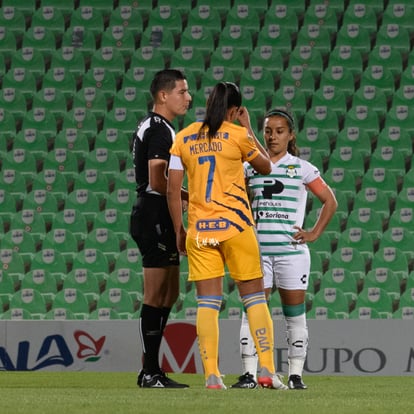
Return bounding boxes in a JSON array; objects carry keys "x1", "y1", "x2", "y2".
[{"x1": 1, "y1": 372, "x2": 414, "y2": 414}]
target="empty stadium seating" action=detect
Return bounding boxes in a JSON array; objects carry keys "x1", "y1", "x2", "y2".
[{"x1": 0, "y1": 1, "x2": 412, "y2": 321}]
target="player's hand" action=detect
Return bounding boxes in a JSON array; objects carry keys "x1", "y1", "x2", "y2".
[
  {"x1": 237, "y1": 106, "x2": 251, "y2": 129},
  {"x1": 176, "y1": 227, "x2": 187, "y2": 255},
  {"x1": 292, "y1": 226, "x2": 318, "y2": 244}
]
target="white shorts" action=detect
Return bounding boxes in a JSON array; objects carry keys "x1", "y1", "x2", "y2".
[{"x1": 262, "y1": 249, "x2": 310, "y2": 291}]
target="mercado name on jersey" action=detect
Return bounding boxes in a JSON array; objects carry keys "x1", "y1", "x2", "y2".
[
  {"x1": 172, "y1": 121, "x2": 260, "y2": 245},
  {"x1": 245, "y1": 153, "x2": 320, "y2": 256}
]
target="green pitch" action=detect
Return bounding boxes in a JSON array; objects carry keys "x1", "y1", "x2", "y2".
[{"x1": 0, "y1": 372, "x2": 413, "y2": 414}]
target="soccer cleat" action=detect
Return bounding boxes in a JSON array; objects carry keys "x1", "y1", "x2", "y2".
[
  {"x1": 230, "y1": 372, "x2": 258, "y2": 389},
  {"x1": 257, "y1": 367, "x2": 288, "y2": 390},
  {"x1": 139, "y1": 371, "x2": 189, "y2": 388},
  {"x1": 137, "y1": 369, "x2": 144, "y2": 387},
  {"x1": 288, "y1": 375, "x2": 308, "y2": 390},
  {"x1": 206, "y1": 374, "x2": 227, "y2": 390}
]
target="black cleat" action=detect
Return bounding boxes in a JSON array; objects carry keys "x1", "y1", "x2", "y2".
[
  {"x1": 288, "y1": 375, "x2": 308, "y2": 390},
  {"x1": 139, "y1": 371, "x2": 189, "y2": 388},
  {"x1": 230, "y1": 372, "x2": 258, "y2": 389}
]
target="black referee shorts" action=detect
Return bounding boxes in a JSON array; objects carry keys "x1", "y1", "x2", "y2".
[{"x1": 130, "y1": 194, "x2": 179, "y2": 268}]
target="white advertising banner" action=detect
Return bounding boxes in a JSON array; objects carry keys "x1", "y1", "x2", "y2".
[{"x1": 0, "y1": 320, "x2": 413, "y2": 375}]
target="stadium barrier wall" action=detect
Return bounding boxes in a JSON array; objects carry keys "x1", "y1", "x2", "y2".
[{"x1": 0, "y1": 320, "x2": 413, "y2": 375}]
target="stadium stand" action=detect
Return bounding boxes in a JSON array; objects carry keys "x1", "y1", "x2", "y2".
[{"x1": 0, "y1": 1, "x2": 413, "y2": 321}]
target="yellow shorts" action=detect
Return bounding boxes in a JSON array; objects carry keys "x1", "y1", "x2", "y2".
[{"x1": 186, "y1": 226, "x2": 264, "y2": 282}]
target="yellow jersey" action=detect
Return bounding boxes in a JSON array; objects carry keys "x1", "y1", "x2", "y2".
[{"x1": 170, "y1": 120, "x2": 260, "y2": 243}]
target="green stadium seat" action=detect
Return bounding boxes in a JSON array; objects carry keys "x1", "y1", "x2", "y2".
[
  {"x1": 55, "y1": 128, "x2": 89, "y2": 164},
  {"x1": 328, "y1": 44, "x2": 363, "y2": 79},
  {"x1": 31, "y1": 6, "x2": 65, "y2": 39},
  {"x1": 1, "y1": 229, "x2": 37, "y2": 267},
  {"x1": 256, "y1": 23, "x2": 292, "y2": 58},
  {"x1": 0, "y1": 7, "x2": 25, "y2": 39},
  {"x1": 62, "y1": 107, "x2": 99, "y2": 143},
  {"x1": 10, "y1": 288, "x2": 47, "y2": 319},
  {"x1": 364, "y1": 268, "x2": 401, "y2": 303},
  {"x1": 90, "y1": 47, "x2": 125, "y2": 81},
  {"x1": 352, "y1": 85, "x2": 388, "y2": 121},
  {"x1": 97, "y1": 288, "x2": 137, "y2": 319},
  {"x1": 270, "y1": 86, "x2": 308, "y2": 125},
  {"x1": 371, "y1": 247, "x2": 409, "y2": 282},
  {"x1": 209, "y1": 46, "x2": 245, "y2": 79},
  {"x1": 69, "y1": 6, "x2": 104, "y2": 39},
  {"x1": 353, "y1": 188, "x2": 390, "y2": 221},
  {"x1": 382, "y1": 3, "x2": 414, "y2": 34},
  {"x1": 320, "y1": 267, "x2": 359, "y2": 306},
  {"x1": 42, "y1": 67, "x2": 77, "y2": 101},
  {"x1": 71, "y1": 248, "x2": 110, "y2": 284},
  {"x1": 335, "y1": 127, "x2": 371, "y2": 159},
  {"x1": 42, "y1": 228, "x2": 79, "y2": 267},
  {"x1": 341, "y1": 2, "x2": 378, "y2": 35},
  {"x1": 0, "y1": 168, "x2": 27, "y2": 203},
  {"x1": 368, "y1": 44, "x2": 403, "y2": 78},
  {"x1": 73, "y1": 169, "x2": 110, "y2": 204},
  {"x1": 179, "y1": 25, "x2": 215, "y2": 61},
  {"x1": 399, "y1": 288, "x2": 414, "y2": 310},
  {"x1": 61, "y1": 26, "x2": 97, "y2": 61},
  {"x1": 186, "y1": 3, "x2": 224, "y2": 35},
  {"x1": 302, "y1": 3, "x2": 338, "y2": 35},
  {"x1": 0, "y1": 87, "x2": 27, "y2": 126},
  {"x1": 305, "y1": 209, "x2": 342, "y2": 242},
  {"x1": 0, "y1": 248, "x2": 26, "y2": 283},
  {"x1": 52, "y1": 288, "x2": 90, "y2": 320},
  {"x1": 106, "y1": 268, "x2": 143, "y2": 302},
  {"x1": 64, "y1": 189, "x2": 100, "y2": 224},
  {"x1": 319, "y1": 64, "x2": 356, "y2": 100},
  {"x1": 113, "y1": 247, "x2": 141, "y2": 273},
  {"x1": 170, "y1": 46, "x2": 206, "y2": 83},
  {"x1": 328, "y1": 247, "x2": 366, "y2": 281},
  {"x1": 388, "y1": 207, "x2": 414, "y2": 234},
  {"x1": 140, "y1": 25, "x2": 176, "y2": 61},
  {"x1": 379, "y1": 227, "x2": 414, "y2": 262},
  {"x1": 49, "y1": 46, "x2": 86, "y2": 83},
  {"x1": 147, "y1": 5, "x2": 183, "y2": 39},
  {"x1": 105, "y1": 188, "x2": 135, "y2": 217},
  {"x1": 84, "y1": 147, "x2": 121, "y2": 180},
  {"x1": 323, "y1": 167, "x2": 356, "y2": 204},
  {"x1": 327, "y1": 145, "x2": 366, "y2": 179},
  {"x1": 217, "y1": 24, "x2": 253, "y2": 59},
  {"x1": 84, "y1": 228, "x2": 121, "y2": 265},
  {"x1": 263, "y1": 3, "x2": 298, "y2": 36},
  {"x1": 289, "y1": 45, "x2": 324, "y2": 82},
  {"x1": 342, "y1": 105, "x2": 380, "y2": 141},
  {"x1": 335, "y1": 23, "x2": 372, "y2": 61},
  {"x1": 307, "y1": 305, "x2": 338, "y2": 320},
  {"x1": 21, "y1": 269, "x2": 58, "y2": 307},
  {"x1": 376, "y1": 23, "x2": 410, "y2": 56},
  {"x1": 94, "y1": 209, "x2": 129, "y2": 242},
  {"x1": 32, "y1": 87, "x2": 68, "y2": 123},
  {"x1": 2, "y1": 67, "x2": 37, "y2": 102},
  {"x1": 355, "y1": 287, "x2": 394, "y2": 319},
  {"x1": 9, "y1": 209, "x2": 47, "y2": 244},
  {"x1": 43, "y1": 147, "x2": 80, "y2": 184},
  {"x1": 296, "y1": 127, "x2": 330, "y2": 159},
  {"x1": 359, "y1": 64, "x2": 396, "y2": 100},
  {"x1": 51, "y1": 208, "x2": 89, "y2": 243},
  {"x1": 312, "y1": 287, "x2": 349, "y2": 319},
  {"x1": 64, "y1": 268, "x2": 100, "y2": 305},
  {"x1": 14, "y1": 129, "x2": 48, "y2": 163},
  {"x1": 31, "y1": 248, "x2": 68, "y2": 284},
  {"x1": 345, "y1": 208, "x2": 383, "y2": 243},
  {"x1": 295, "y1": 24, "x2": 332, "y2": 59},
  {"x1": 73, "y1": 87, "x2": 107, "y2": 122},
  {"x1": 102, "y1": 107, "x2": 139, "y2": 138},
  {"x1": 89, "y1": 308, "x2": 121, "y2": 320},
  {"x1": 40, "y1": 0, "x2": 75, "y2": 18},
  {"x1": 369, "y1": 145, "x2": 407, "y2": 179},
  {"x1": 336, "y1": 227, "x2": 374, "y2": 262},
  {"x1": 303, "y1": 105, "x2": 339, "y2": 141},
  {"x1": 21, "y1": 108, "x2": 57, "y2": 142},
  {"x1": 280, "y1": 64, "x2": 316, "y2": 102},
  {"x1": 395, "y1": 187, "x2": 414, "y2": 212},
  {"x1": 10, "y1": 47, "x2": 46, "y2": 84},
  {"x1": 249, "y1": 45, "x2": 283, "y2": 80},
  {"x1": 225, "y1": 4, "x2": 261, "y2": 36},
  {"x1": 112, "y1": 87, "x2": 147, "y2": 123},
  {"x1": 2, "y1": 148, "x2": 38, "y2": 186},
  {"x1": 360, "y1": 168, "x2": 398, "y2": 201},
  {"x1": 101, "y1": 25, "x2": 136, "y2": 59},
  {"x1": 109, "y1": 5, "x2": 143, "y2": 39},
  {"x1": 21, "y1": 26, "x2": 57, "y2": 62}
]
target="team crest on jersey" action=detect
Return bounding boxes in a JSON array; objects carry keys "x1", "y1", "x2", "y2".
[{"x1": 286, "y1": 165, "x2": 297, "y2": 178}]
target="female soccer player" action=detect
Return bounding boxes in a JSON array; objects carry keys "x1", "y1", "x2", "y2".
[
  {"x1": 167, "y1": 83, "x2": 288, "y2": 390},
  {"x1": 232, "y1": 109, "x2": 337, "y2": 390}
]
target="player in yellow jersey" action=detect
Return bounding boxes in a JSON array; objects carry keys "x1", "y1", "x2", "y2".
[{"x1": 167, "y1": 82, "x2": 288, "y2": 390}]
